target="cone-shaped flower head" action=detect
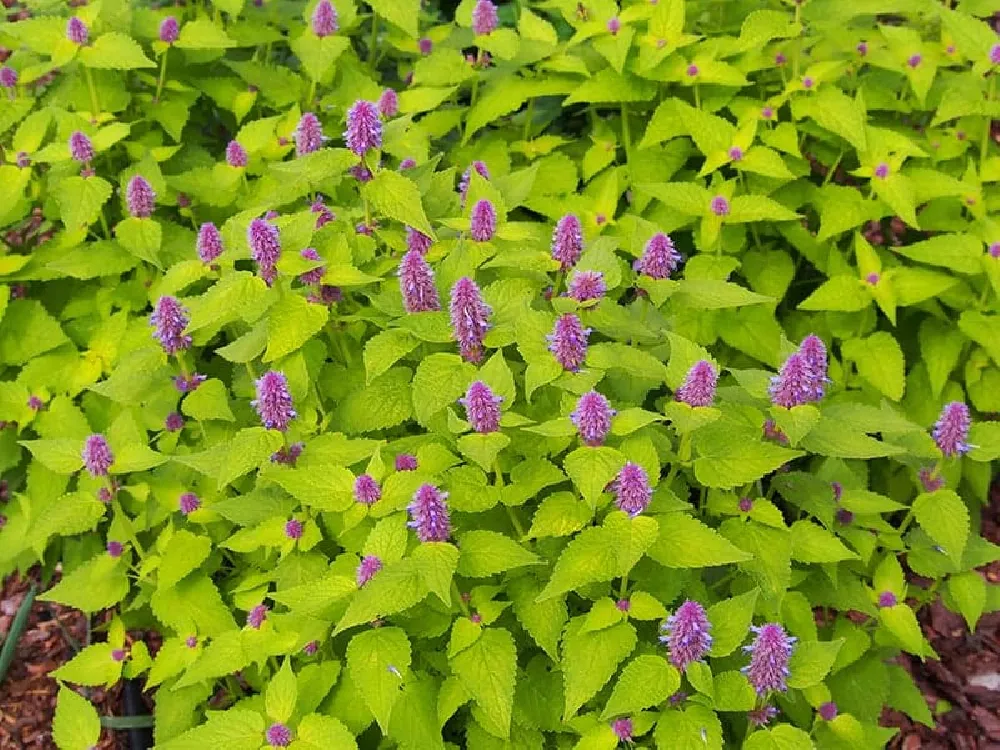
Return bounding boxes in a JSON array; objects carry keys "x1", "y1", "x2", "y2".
[
  {"x1": 551, "y1": 214, "x2": 583, "y2": 270},
  {"x1": 933, "y1": 401, "x2": 971, "y2": 458},
  {"x1": 226, "y1": 140, "x2": 248, "y2": 168},
  {"x1": 400, "y1": 157, "x2": 417, "y2": 170},
  {"x1": 547, "y1": 313, "x2": 590, "y2": 372},
  {"x1": 612, "y1": 462, "x2": 652, "y2": 516},
  {"x1": 611, "y1": 718, "x2": 632, "y2": 742},
  {"x1": 311, "y1": 0, "x2": 338, "y2": 37},
  {"x1": 69, "y1": 131, "x2": 94, "y2": 164},
  {"x1": 197, "y1": 222, "x2": 223, "y2": 263},
  {"x1": 159, "y1": 16, "x2": 179, "y2": 44},
  {"x1": 107, "y1": 541, "x2": 123, "y2": 558},
  {"x1": 769, "y1": 352, "x2": 811, "y2": 408},
  {"x1": 378, "y1": 88, "x2": 399, "y2": 118},
  {"x1": 165, "y1": 412, "x2": 183, "y2": 432},
  {"x1": 408, "y1": 484, "x2": 451, "y2": 542},
  {"x1": 284, "y1": 519, "x2": 303, "y2": 540},
  {"x1": 344, "y1": 100, "x2": 382, "y2": 156},
  {"x1": 179, "y1": 492, "x2": 200, "y2": 515},
  {"x1": 149, "y1": 295, "x2": 191, "y2": 355},
  {"x1": 67, "y1": 17, "x2": 88, "y2": 44},
  {"x1": 472, "y1": 0, "x2": 498, "y2": 35},
  {"x1": 126, "y1": 176, "x2": 156, "y2": 218},
  {"x1": 398, "y1": 250, "x2": 441, "y2": 313},
  {"x1": 460, "y1": 381, "x2": 503, "y2": 433},
  {"x1": 265, "y1": 723, "x2": 291, "y2": 747},
  {"x1": 395, "y1": 453, "x2": 418, "y2": 471},
  {"x1": 819, "y1": 702, "x2": 838, "y2": 721},
  {"x1": 676, "y1": 360, "x2": 717, "y2": 407},
  {"x1": 567, "y1": 270, "x2": 605, "y2": 302},
  {"x1": 449, "y1": 277, "x2": 491, "y2": 363},
  {"x1": 406, "y1": 226, "x2": 433, "y2": 255},
  {"x1": 295, "y1": 112, "x2": 324, "y2": 157},
  {"x1": 470, "y1": 199, "x2": 496, "y2": 242},
  {"x1": 710, "y1": 195, "x2": 730, "y2": 216},
  {"x1": 354, "y1": 474, "x2": 381, "y2": 505},
  {"x1": 419, "y1": 38, "x2": 433, "y2": 55},
  {"x1": 878, "y1": 591, "x2": 898, "y2": 607},
  {"x1": 247, "y1": 604, "x2": 268, "y2": 629},
  {"x1": 0, "y1": 66, "x2": 17, "y2": 88},
  {"x1": 248, "y1": 217, "x2": 281, "y2": 285},
  {"x1": 743, "y1": 623, "x2": 796, "y2": 695},
  {"x1": 660, "y1": 600, "x2": 713, "y2": 670},
  {"x1": 459, "y1": 161, "x2": 490, "y2": 206},
  {"x1": 571, "y1": 390, "x2": 615, "y2": 446},
  {"x1": 797, "y1": 334, "x2": 828, "y2": 402},
  {"x1": 82, "y1": 434, "x2": 114, "y2": 477},
  {"x1": 298, "y1": 247, "x2": 326, "y2": 285},
  {"x1": 252, "y1": 370, "x2": 296, "y2": 431},
  {"x1": 357, "y1": 555, "x2": 383, "y2": 587},
  {"x1": 634, "y1": 232, "x2": 681, "y2": 279}
]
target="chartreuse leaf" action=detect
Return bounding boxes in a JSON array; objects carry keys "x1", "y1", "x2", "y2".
[
  {"x1": 156, "y1": 709, "x2": 263, "y2": 750},
  {"x1": 601, "y1": 655, "x2": 681, "y2": 720},
  {"x1": 336, "y1": 558, "x2": 426, "y2": 633},
  {"x1": 80, "y1": 33, "x2": 155, "y2": 68},
  {"x1": 52, "y1": 643, "x2": 122, "y2": 686},
  {"x1": 913, "y1": 490, "x2": 970, "y2": 565},
  {"x1": 39, "y1": 554, "x2": 129, "y2": 613},
  {"x1": 296, "y1": 715, "x2": 358, "y2": 750},
  {"x1": 654, "y1": 705, "x2": 724, "y2": 750},
  {"x1": 363, "y1": 171, "x2": 435, "y2": 239},
  {"x1": 53, "y1": 685, "x2": 101, "y2": 750},
  {"x1": 158, "y1": 530, "x2": 212, "y2": 589},
  {"x1": 457, "y1": 530, "x2": 541, "y2": 577},
  {"x1": 708, "y1": 589, "x2": 758, "y2": 657},
  {"x1": 743, "y1": 725, "x2": 815, "y2": 749},
  {"x1": 561, "y1": 617, "x2": 637, "y2": 720},
  {"x1": 451, "y1": 627, "x2": 517, "y2": 737},
  {"x1": 842, "y1": 332, "x2": 905, "y2": 400},
  {"x1": 787, "y1": 639, "x2": 843, "y2": 688},
  {"x1": 647, "y1": 514, "x2": 752, "y2": 568},
  {"x1": 218, "y1": 427, "x2": 284, "y2": 488},
  {"x1": 347, "y1": 627, "x2": 412, "y2": 732},
  {"x1": 265, "y1": 659, "x2": 298, "y2": 724}
]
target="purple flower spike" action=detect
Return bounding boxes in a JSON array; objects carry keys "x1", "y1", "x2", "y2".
[
  {"x1": 819, "y1": 702, "x2": 838, "y2": 721},
  {"x1": 470, "y1": 199, "x2": 497, "y2": 242},
  {"x1": 395, "y1": 453, "x2": 418, "y2": 471},
  {"x1": 991, "y1": 43, "x2": 1000, "y2": 66},
  {"x1": 570, "y1": 390, "x2": 615, "y2": 447},
  {"x1": 179, "y1": 492, "x2": 200, "y2": 515},
  {"x1": 398, "y1": 250, "x2": 441, "y2": 313},
  {"x1": 710, "y1": 195, "x2": 729, "y2": 216},
  {"x1": 612, "y1": 462, "x2": 652, "y2": 517},
  {"x1": 406, "y1": 226, "x2": 433, "y2": 255},
  {"x1": 459, "y1": 161, "x2": 490, "y2": 207},
  {"x1": 295, "y1": 112, "x2": 324, "y2": 157},
  {"x1": 357, "y1": 555, "x2": 383, "y2": 587},
  {"x1": 252, "y1": 370, "x2": 296, "y2": 431},
  {"x1": 196, "y1": 222, "x2": 223, "y2": 263},
  {"x1": 607, "y1": 17, "x2": 621, "y2": 35},
  {"x1": 748, "y1": 706, "x2": 779, "y2": 727},
  {"x1": 857, "y1": 41, "x2": 868, "y2": 56},
  {"x1": 107, "y1": 541, "x2": 123, "y2": 558},
  {"x1": 311, "y1": 198, "x2": 335, "y2": 228},
  {"x1": 67, "y1": 17, "x2": 88, "y2": 44},
  {"x1": 285, "y1": 519, "x2": 303, "y2": 540},
  {"x1": 449, "y1": 277, "x2": 492, "y2": 363},
  {"x1": 271, "y1": 443, "x2": 303, "y2": 466},
  {"x1": 298, "y1": 248, "x2": 326, "y2": 285},
  {"x1": 802, "y1": 76, "x2": 815, "y2": 89},
  {"x1": 247, "y1": 217, "x2": 281, "y2": 285},
  {"x1": 111, "y1": 649, "x2": 126, "y2": 662},
  {"x1": 739, "y1": 497, "x2": 753, "y2": 512},
  {"x1": 566, "y1": 270, "x2": 606, "y2": 303},
  {"x1": 344, "y1": 100, "x2": 382, "y2": 156},
  {"x1": 675, "y1": 360, "x2": 717, "y2": 407},
  {"x1": 82, "y1": 434, "x2": 114, "y2": 477},
  {"x1": 919, "y1": 467, "x2": 944, "y2": 492},
  {"x1": 400, "y1": 157, "x2": 417, "y2": 170},
  {"x1": 159, "y1": 16, "x2": 179, "y2": 44},
  {"x1": 660, "y1": 600, "x2": 713, "y2": 670},
  {"x1": 933, "y1": 401, "x2": 971, "y2": 458},
  {"x1": 907, "y1": 53, "x2": 922, "y2": 68},
  {"x1": 728, "y1": 146, "x2": 744, "y2": 161},
  {"x1": 408, "y1": 484, "x2": 451, "y2": 542},
  {"x1": 165, "y1": 412, "x2": 184, "y2": 432},
  {"x1": 69, "y1": 131, "x2": 94, "y2": 164},
  {"x1": 686, "y1": 63, "x2": 699, "y2": 77},
  {"x1": 378, "y1": 88, "x2": 399, "y2": 118},
  {"x1": 149, "y1": 295, "x2": 192, "y2": 355},
  {"x1": 990, "y1": 242, "x2": 1000, "y2": 259},
  {"x1": 354, "y1": 474, "x2": 381, "y2": 505},
  {"x1": 419, "y1": 38, "x2": 433, "y2": 55},
  {"x1": 311, "y1": 0, "x2": 338, "y2": 37},
  {"x1": 247, "y1": 604, "x2": 268, "y2": 629},
  {"x1": 460, "y1": 381, "x2": 503, "y2": 433},
  {"x1": 551, "y1": 214, "x2": 584, "y2": 270},
  {"x1": 126, "y1": 176, "x2": 156, "y2": 218},
  {"x1": 769, "y1": 352, "x2": 811, "y2": 408},
  {"x1": 226, "y1": 140, "x2": 247, "y2": 168},
  {"x1": 0, "y1": 66, "x2": 17, "y2": 89},
  {"x1": 798, "y1": 334, "x2": 828, "y2": 402},
  {"x1": 472, "y1": 0, "x2": 498, "y2": 35},
  {"x1": 611, "y1": 718, "x2": 632, "y2": 741},
  {"x1": 634, "y1": 232, "x2": 681, "y2": 279},
  {"x1": 265, "y1": 723, "x2": 291, "y2": 747},
  {"x1": 303, "y1": 640, "x2": 318, "y2": 655},
  {"x1": 874, "y1": 162, "x2": 889, "y2": 179},
  {"x1": 742, "y1": 623, "x2": 796, "y2": 695},
  {"x1": 548, "y1": 313, "x2": 591, "y2": 372},
  {"x1": 878, "y1": 591, "x2": 898, "y2": 608},
  {"x1": 761, "y1": 106, "x2": 774, "y2": 120}
]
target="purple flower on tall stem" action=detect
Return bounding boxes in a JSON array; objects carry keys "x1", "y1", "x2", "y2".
[
  {"x1": 247, "y1": 604, "x2": 268, "y2": 629},
  {"x1": 357, "y1": 555, "x2": 383, "y2": 587},
  {"x1": 252, "y1": 370, "x2": 296, "y2": 431},
  {"x1": 395, "y1": 453, "x2": 418, "y2": 471},
  {"x1": 449, "y1": 277, "x2": 491, "y2": 363},
  {"x1": 460, "y1": 381, "x2": 503, "y2": 433},
  {"x1": 295, "y1": 112, "x2": 324, "y2": 157},
  {"x1": 378, "y1": 88, "x2": 398, "y2": 118},
  {"x1": 660, "y1": 600, "x2": 712, "y2": 670},
  {"x1": 400, "y1": 157, "x2": 417, "y2": 170},
  {"x1": 551, "y1": 214, "x2": 583, "y2": 270},
  {"x1": 0, "y1": 66, "x2": 17, "y2": 89},
  {"x1": 819, "y1": 702, "x2": 838, "y2": 721},
  {"x1": 179, "y1": 492, "x2": 200, "y2": 515},
  {"x1": 418, "y1": 38, "x2": 432, "y2": 55},
  {"x1": 298, "y1": 248, "x2": 326, "y2": 285},
  {"x1": 470, "y1": 199, "x2": 496, "y2": 241},
  {"x1": 769, "y1": 352, "x2": 811, "y2": 408},
  {"x1": 742, "y1": 623, "x2": 796, "y2": 695},
  {"x1": 398, "y1": 250, "x2": 441, "y2": 313},
  {"x1": 284, "y1": 519, "x2": 303, "y2": 540},
  {"x1": 107, "y1": 541, "x2": 123, "y2": 558},
  {"x1": 459, "y1": 161, "x2": 490, "y2": 207},
  {"x1": 710, "y1": 195, "x2": 729, "y2": 216},
  {"x1": 874, "y1": 162, "x2": 889, "y2": 179},
  {"x1": 165, "y1": 412, "x2": 184, "y2": 432},
  {"x1": 82, "y1": 434, "x2": 114, "y2": 477},
  {"x1": 353, "y1": 474, "x2": 381, "y2": 505},
  {"x1": 607, "y1": 17, "x2": 621, "y2": 35},
  {"x1": 548, "y1": 313, "x2": 590, "y2": 372},
  {"x1": 66, "y1": 17, "x2": 88, "y2": 44},
  {"x1": 408, "y1": 484, "x2": 451, "y2": 542},
  {"x1": 344, "y1": 100, "x2": 382, "y2": 156},
  {"x1": 612, "y1": 462, "x2": 652, "y2": 516},
  {"x1": 126, "y1": 176, "x2": 156, "y2": 218},
  {"x1": 907, "y1": 53, "x2": 922, "y2": 68},
  {"x1": 226, "y1": 140, "x2": 247, "y2": 168},
  {"x1": 247, "y1": 217, "x2": 281, "y2": 285},
  {"x1": 159, "y1": 16, "x2": 179, "y2": 44},
  {"x1": 570, "y1": 391, "x2": 615, "y2": 447},
  {"x1": 69, "y1": 131, "x2": 94, "y2": 164},
  {"x1": 566, "y1": 270, "x2": 605, "y2": 302},
  {"x1": 634, "y1": 232, "x2": 681, "y2": 279},
  {"x1": 406, "y1": 226, "x2": 433, "y2": 255},
  {"x1": 149, "y1": 295, "x2": 192, "y2": 355},
  {"x1": 932, "y1": 401, "x2": 971, "y2": 458},
  {"x1": 265, "y1": 723, "x2": 290, "y2": 747},
  {"x1": 878, "y1": 591, "x2": 898, "y2": 608},
  {"x1": 472, "y1": 0, "x2": 498, "y2": 35},
  {"x1": 797, "y1": 334, "x2": 828, "y2": 401},
  {"x1": 196, "y1": 222, "x2": 223, "y2": 263},
  {"x1": 311, "y1": 0, "x2": 338, "y2": 37},
  {"x1": 611, "y1": 718, "x2": 632, "y2": 741},
  {"x1": 675, "y1": 360, "x2": 717, "y2": 407}
]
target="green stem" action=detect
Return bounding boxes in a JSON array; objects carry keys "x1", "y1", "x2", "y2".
[
  {"x1": 523, "y1": 98, "x2": 534, "y2": 141},
  {"x1": 982, "y1": 75, "x2": 996, "y2": 164},
  {"x1": 620, "y1": 102, "x2": 631, "y2": 164},
  {"x1": 98, "y1": 207, "x2": 111, "y2": 240},
  {"x1": 112, "y1": 497, "x2": 146, "y2": 561},
  {"x1": 471, "y1": 75, "x2": 480, "y2": 107},
  {"x1": 505, "y1": 506, "x2": 525, "y2": 539},
  {"x1": 155, "y1": 48, "x2": 169, "y2": 103},
  {"x1": 83, "y1": 65, "x2": 101, "y2": 121},
  {"x1": 618, "y1": 575, "x2": 628, "y2": 599},
  {"x1": 368, "y1": 15, "x2": 378, "y2": 69},
  {"x1": 451, "y1": 581, "x2": 470, "y2": 616},
  {"x1": 306, "y1": 78, "x2": 316, "y2": 111},
  {"x1": 693, "y1": 83, "x2": 701, "y2": 110},
  {"x1": 792, "y1": 3, "x2": 802, "y2": 79}
]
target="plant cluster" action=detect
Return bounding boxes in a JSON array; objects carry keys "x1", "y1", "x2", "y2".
[{"x1": 1, "y1": 0, "x2": 999, "y2": 747}]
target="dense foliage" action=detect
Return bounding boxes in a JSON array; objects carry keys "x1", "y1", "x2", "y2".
[{"x1": 1, "y1": 0, "x2": 999, "y2": 747}]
